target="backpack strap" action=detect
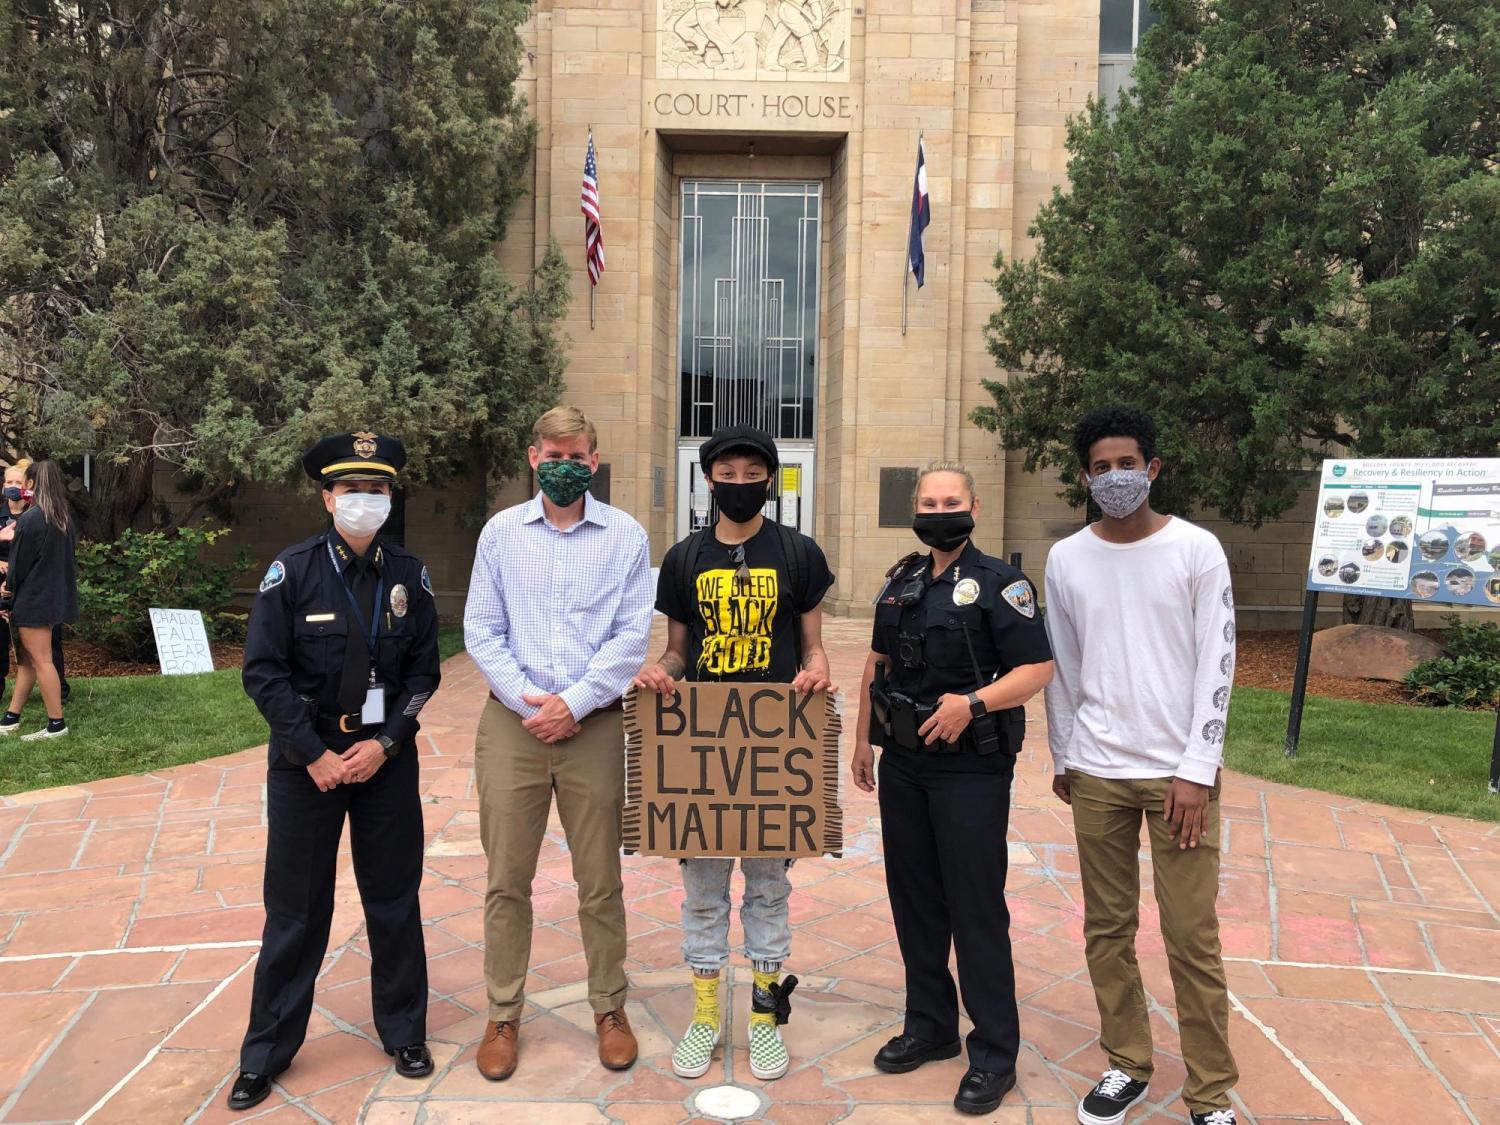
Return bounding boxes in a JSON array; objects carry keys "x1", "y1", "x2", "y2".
[
  {"x1": 774, "y1": 522, "x2": 811, "y2": 668},
  {"x1": 679, "y1": 527, "x2": 708, "y2": 622}
]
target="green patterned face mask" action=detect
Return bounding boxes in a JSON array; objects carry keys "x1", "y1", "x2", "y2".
[{"x1": 537, "y1": 459, "x2": 593, "y2": 507}]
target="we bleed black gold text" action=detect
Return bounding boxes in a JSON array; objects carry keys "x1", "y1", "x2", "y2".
[{"x1": 695, "y1": 567, "x2": 778, "y2": 677}]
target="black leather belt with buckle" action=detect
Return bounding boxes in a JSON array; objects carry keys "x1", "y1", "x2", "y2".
[{"x1": 315, "y1": 711, "x2": 377, "y2": 736}]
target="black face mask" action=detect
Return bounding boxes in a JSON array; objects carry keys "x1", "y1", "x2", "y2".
[
  {"x1": 912, "y1": 511, "x2": 974, "y2": 551},
  {"x1": 714, "y1": 480, "x2": 770, "y2": 525},
  {"x1": 1, "y1": 487, "x2": 21, "y2": 502}
]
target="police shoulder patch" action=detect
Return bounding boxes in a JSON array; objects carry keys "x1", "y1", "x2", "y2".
[
  {"x1": 259, "y1": 560, "x2": 286, "y2": 594},
  {"x1": 420, "y1": 565, "x2": 433, "y2": 596},
  {"x1": 1001, "y1": 579, "x2": 1036, "y2": 619}
]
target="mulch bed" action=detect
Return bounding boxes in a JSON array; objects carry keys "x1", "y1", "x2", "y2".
[
  {"x1": 60, "y1": 639, "x2": 246, "y2": 679},
  {"x1": 1233, "y1": 629, "x2": 1445, "y2": 706},
  {"x1": 57, "y1": 630, "x2": 1444, "y2": 709}
]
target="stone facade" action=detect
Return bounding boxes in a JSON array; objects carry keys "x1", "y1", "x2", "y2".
[
  {"x1": 500, "y1": 0, "x2": 1108, "y2": 617},
  {"x1": 212, "y1": 0, "x2": 1473, "y2": 629}
]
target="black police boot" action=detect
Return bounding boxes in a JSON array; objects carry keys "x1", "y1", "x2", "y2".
[
  {"x1": 873, "y1": 1033, "x2": 963, "y2": 1074},
  {"x1": 226, "y1": 1072, "x2": 273, "y2": 1112},
  {"x1": 953, "y1": 1066, "x2": 1016, "y2": 1115},
  {"x1": 388, "y1": 1043, "x2": 434, "y2": 1078}
]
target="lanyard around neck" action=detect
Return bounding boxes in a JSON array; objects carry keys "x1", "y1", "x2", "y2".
[{"x1": 326, "y1": 539, "x2": 383, "y2": 656}]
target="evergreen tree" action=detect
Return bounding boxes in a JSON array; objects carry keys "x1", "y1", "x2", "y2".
[
  {"x1": 976, "y1": 0, "x2": 1498, "y2": 627},
  {"x1": 0, "y1": 0, "x2": 569, "y2": 538}
]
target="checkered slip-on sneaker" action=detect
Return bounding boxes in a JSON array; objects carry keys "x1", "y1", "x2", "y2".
[
  {"x1": 672, "y1": 1018, "x2": 720, "y2": 1079},
  {"x1": 673, "y1": 973, "x2": 722, "y2": 1079},
  {"x1": 747, "y1": 1016, "x2": 789, "y2": 1081}
]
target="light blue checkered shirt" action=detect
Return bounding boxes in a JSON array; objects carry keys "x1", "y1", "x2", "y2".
[{"x1": 464, "y1": 492, "x2": 653, "y2": 721}]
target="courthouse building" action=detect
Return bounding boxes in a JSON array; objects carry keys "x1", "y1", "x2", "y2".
[{"x1": 231, "y1": 0, "x2": 1330, "y2": 624}]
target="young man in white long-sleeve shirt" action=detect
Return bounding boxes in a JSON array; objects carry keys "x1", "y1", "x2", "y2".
[{"x1": 1044, "y1": 405, "x2": 1239, "y2": 1125}]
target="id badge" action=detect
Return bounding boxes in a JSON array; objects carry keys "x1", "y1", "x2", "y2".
[{"x1": 361, "y1": 683, "x2": 386, "y2": 726}]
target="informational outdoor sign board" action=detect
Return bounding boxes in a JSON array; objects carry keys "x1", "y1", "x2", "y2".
[
  {"x1": 148, "y1": 608, "x2": 215, "y2": 675},
  {"x1": 1305, "y1": 458, "x2": 1500, "y2": 608},
  {"x1": 622, "y1": 683, "x2": 843, "y2": 858}
]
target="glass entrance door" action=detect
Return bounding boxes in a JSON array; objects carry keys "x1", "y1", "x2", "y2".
[
  {"x1": 676, "y1": 180, "x2": 820, "y2": 539},
  {"x1": 676, "y1": 445, "x2": 816, "y2": 536}
]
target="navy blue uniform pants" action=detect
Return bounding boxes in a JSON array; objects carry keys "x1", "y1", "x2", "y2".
[
  {"x1": 240, "y1": 744, "x2": 426, "y2": 1075},
  {"x1": 878, "y1": 744, "x2": 1019, "y2": 1075}
]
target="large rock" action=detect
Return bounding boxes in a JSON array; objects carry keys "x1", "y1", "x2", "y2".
[{"x1": 1308, "y1": 624, "x2": 1443, "y2": 682}]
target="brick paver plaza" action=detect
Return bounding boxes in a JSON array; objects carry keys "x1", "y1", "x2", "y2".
[{"x1": 2, "y1": 621, "x2": 1499, "y2": 1123}]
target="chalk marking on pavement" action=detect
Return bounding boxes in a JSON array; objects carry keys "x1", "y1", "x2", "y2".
[
  {"x1": 75, "y1": 951, "x2": 257, "y2": 1124},
  {"x1": 1228, "y1": 988, "x2": 1361, "y2": 1124},
  {"x1": 1224, "y1": 955, "x2": 1500, "y2": 984},
  {"x1": 0, "y1": 939, "x2": 261, "y2": 963}
]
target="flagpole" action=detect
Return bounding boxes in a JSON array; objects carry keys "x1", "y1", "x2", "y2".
[{"x1": 588, "y1": 125, "x2": 596, "y2": 331}]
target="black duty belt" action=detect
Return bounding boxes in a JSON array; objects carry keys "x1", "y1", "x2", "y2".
[{"x1": 315, "y1": 710, "x2": 381, "y2": 737}]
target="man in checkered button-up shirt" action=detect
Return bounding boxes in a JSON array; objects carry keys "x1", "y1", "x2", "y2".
[{"x1": 463, "y1": 406, "x2": 653, "y2": 1082}]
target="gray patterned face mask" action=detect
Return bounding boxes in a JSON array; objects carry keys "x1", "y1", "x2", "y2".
[{"x1": 1086, "y1": 468, "x2": 1152, "y2": 518}]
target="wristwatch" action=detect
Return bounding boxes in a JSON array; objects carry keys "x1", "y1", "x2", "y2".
[
  {"x1": 375, "y1": 733, "x2": 398, "y2": 758},
  {"x1": 966, "y1": 692, "x2": 987, "y2": 719}
]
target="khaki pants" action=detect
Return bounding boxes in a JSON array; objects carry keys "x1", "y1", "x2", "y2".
[
  {"x1": 1067, "y1": 770, "x2": 1237, "y2": 1112},
  {"x1": 475, "y1": 698, "x2": 627, "y2": 1021}
]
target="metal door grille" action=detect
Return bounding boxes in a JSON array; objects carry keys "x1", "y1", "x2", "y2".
[{"x1": 679, "y1": 181, "x2": 820, "y2": 440}]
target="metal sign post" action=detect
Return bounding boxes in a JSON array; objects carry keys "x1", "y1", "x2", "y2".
[{"x1": 1282, "y1": 590, "x2": 1320, "y2": 759}]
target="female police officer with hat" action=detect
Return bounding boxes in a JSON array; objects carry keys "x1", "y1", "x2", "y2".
[
  {"x1": 851, "y1": 462, "x2": 1053, "y2": 1116},
  {"x1": 228, "y1": 431, "x2": 441, "y2": 1111}
]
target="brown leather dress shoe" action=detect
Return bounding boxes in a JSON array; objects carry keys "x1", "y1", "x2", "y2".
[
  {"x1": 595, "y1": 1008, "x2": 638, "y2": 1070},
  {"x1": 477, "y1": 1019, "x2": 519, "y2": 1080}
]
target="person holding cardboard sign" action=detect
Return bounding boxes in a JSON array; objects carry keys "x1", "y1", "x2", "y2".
[
  {"x1": 636, "y1": 423, "x2": 835, "y2": 1082},
  {"x1": 851, "y1": 462, "x2": 1053, "y2": 1116}
]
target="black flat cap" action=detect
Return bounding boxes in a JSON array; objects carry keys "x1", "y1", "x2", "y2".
[
  {"x1": 301, "y1": 431, "x2": 407, "y2": 483},
  {"x1": 699, "y1": 424, "x2": 779, "y2": 474}
]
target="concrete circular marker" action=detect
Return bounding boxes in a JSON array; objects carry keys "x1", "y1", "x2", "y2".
[{"x1": 693, "y1": 1084, "x2": 763, "y2": 1119}]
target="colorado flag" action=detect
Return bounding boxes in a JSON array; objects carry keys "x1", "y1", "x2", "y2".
[{"x1": 908, "y1": 137, "x2": 931, "y2": 287}]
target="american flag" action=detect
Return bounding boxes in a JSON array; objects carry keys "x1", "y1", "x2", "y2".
[{"x1": 581, "y1": 132, "x2": 604, "y2": 286}]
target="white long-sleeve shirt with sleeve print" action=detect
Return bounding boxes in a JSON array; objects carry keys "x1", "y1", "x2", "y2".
[{"x1": 1043, "y1": 516, "x2": 1235, "y2": 786}]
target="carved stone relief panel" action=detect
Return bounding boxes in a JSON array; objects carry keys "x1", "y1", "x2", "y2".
[{"x1": 658, "y1": 0, "x2": 851, "y2": 82}]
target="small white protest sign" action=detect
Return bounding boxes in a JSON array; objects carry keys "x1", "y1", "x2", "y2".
[{"x1": 148, "y1": 608, "x2": 215, "y2": 675}]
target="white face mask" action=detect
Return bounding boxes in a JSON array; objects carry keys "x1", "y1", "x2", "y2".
[{"x1": 332, "y1": 492, "x2": 391, "y2": 537}]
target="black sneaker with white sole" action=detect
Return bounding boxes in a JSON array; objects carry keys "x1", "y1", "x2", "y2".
[
  {"x1": 1190, "y1": 1111, "x2": 1236, "y2": 1125},
  {"x1": 1078, "y1": 1068, "x2": 1150, "y2": 1125}
]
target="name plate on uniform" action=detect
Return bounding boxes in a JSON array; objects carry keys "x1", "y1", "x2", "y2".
[{"x1": 623, "y1": 683, "x2": 842, "y2": 859}]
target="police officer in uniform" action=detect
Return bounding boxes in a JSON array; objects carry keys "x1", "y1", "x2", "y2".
[
  {"x1": 228, "y1": 432, "x2": 441, "y2": 1111},
  {"x1": 851, "y1": 461, "x2": 1053, "y2": 1116}
]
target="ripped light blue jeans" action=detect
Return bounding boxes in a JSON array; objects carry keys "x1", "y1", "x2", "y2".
[{"x1": 679, "y1": 857, "x2": 793, "y2": 973}]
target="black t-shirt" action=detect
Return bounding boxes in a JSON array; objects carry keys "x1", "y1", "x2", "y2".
[{"x1": 656, "y1": 521, "x2": 834, "y2": 682}]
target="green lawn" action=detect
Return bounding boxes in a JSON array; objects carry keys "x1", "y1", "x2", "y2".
[
  {"x1": 1225, "y1": 685, "x2": 1499, "y2": 823},
  {"x1": 0, "y1": 669, "x2": 266, "y2": 795},
  {"x1": 0, "y1": 626, "x2": 469, "y2": 797}
]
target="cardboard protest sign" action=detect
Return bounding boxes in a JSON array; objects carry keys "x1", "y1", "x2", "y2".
[
  {"x1": 623, "y1": 682, "x2": 842, "y2": 859},
  {"x1": 148, "y1": 608, "x2": 214, "y2": 675}
]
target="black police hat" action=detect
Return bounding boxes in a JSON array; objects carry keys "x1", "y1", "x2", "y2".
[
  {"x1": 301, "y1": 432, "x2": 407, "y2": 483},
  {"x1": 699, "y1": 424, "x2": 779, "y2": 474}
]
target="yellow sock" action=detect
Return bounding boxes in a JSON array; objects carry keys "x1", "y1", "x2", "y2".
[
  {"x1": 691, "y1": 973, "x2": 720, "y2": 1026},
  {"x1": 749, "y1": 968, "x2": 778, "y2": 1028}
]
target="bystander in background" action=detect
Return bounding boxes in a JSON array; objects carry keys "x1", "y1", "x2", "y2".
[
  {"x1": 0, "y1": 460, "x2": 69, "y2": 708},
  {"x1": 0, "y1": 461, "x2": 78, "y2": 739}
]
